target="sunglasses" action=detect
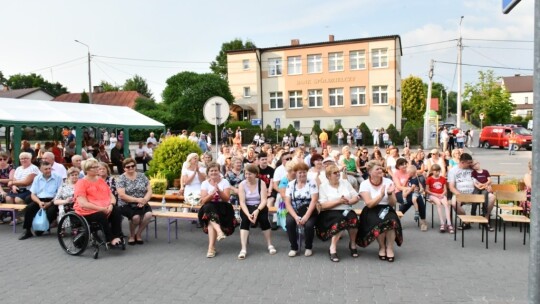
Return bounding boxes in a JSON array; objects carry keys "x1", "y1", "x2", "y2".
[
  {"x1": 124, "y1": 165, "x2": 136, "y2": 169},
  {"x1": 0, "y1": 158, "x2": 6, "y2": 161},
  {"x1": 331, "y1": 171, "x2": 340, "y2": 175},
  {"x1": 285, "y1": 158, "x2": 292, "y2": 161}
]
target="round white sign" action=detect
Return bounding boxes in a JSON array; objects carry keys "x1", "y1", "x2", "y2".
[
  {"x1": 479, "y1": 113, "x2": 485, "y2": 120},
  {"x1": 203, "y1": 97, "x2": 230, "y2": 126}
]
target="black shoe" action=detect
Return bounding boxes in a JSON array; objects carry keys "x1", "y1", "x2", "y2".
[
  {"x1": 270, "y1": 222, "x2": 278, "y2": 231},
  {"x1": 19, "y1": 230, "x2": 33, "y2": 240}
]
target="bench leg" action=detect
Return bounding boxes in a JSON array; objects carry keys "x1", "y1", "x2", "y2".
[
  {"x1": 154, "y1": 216, "x2": 158, "y2": 239},
  {"x1": 503, "y1": 222, "x2": 506, "y2": 250},
  {"x1": 462, "y1": 225, "x2": 465, "y2": 248},
  {"x1": 481, "y1": 225, "x2": 484, "y2": 243},
  {"x1": 11, "y1": 210, "x2": 17, "y2": 233},
  {"x1": 431, "y1": 203, "x2": 434, "y2": 229},
  {"x1": 524, "y1": 224, "x2": 528, "y2": 246},
  {"x1": 494, "y1": 216, "x2": 498, "y2": 243},
  {"x1": 485, "y1": 226, "x2": 488, "y2": 249},
  {"x1": 167, "y1": 218, "x2": 171, "y2": 243}
]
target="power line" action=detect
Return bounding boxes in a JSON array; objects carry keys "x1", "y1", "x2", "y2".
[
  {"x1": 465, "y1": 45, "x2": 533, "y2": 51},
  {"x1": 28, "y1": 56, "x2": 86, "y2": 73},
  {"x1": 466, "y1": 47, "x2": 510, "y2": 69},
  {"x1": 434, "y1": 60, "x2": 533, "y2": 71},
  {"x1": 463, "y1": 38, "x2": 533, "y2": 43}
]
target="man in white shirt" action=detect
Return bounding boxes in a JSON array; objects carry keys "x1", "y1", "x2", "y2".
[
  {"x1": 372, "y1": 129, "x2": 379, "y2": 146},
  {"x1": 448, "y1": 153, "x2": 477, "y2": 230},
  {"x1": 42, "y1": 152, "x2": 66, "y2": 180},
  {"x1": 146, "y1": 132, "x2": 158, "y2": 147}
]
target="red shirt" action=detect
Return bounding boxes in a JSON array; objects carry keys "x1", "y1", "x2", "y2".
[
  {"x1": 427, "y1": 176, "x2": 446, "y2": 195},
  {"x1": 74, "y1": 178, "x2": 112, "y2": 216}
]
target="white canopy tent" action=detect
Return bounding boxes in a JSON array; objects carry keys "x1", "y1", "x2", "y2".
[{"x1": 0, "y1": 98, "x2": 165, "y2": 165}]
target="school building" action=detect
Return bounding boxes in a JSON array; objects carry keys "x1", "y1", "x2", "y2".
[{"x1": 227, "y1": 34, "x2": 403, "y2": 134}]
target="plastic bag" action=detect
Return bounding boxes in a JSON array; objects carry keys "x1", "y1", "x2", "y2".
[
  {"x1": 32, "y1": 208, "x2": 49, "y2": 232},
  {"x1": 276, "y1": 200, "x2": 287, "y2": 232}
]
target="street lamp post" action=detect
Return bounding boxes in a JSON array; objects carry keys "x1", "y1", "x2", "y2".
[{"x1": 74, "y1": 40, "x2": 93, "y2": 104}]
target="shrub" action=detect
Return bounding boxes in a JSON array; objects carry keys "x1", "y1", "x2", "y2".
[
  {"x1": 331, "y1": 123, "x2": 344, "y2": 144},
  {"x1": 401, "y1": 121, "x2": 422, "y2": 147},
  {"x1": 149, "y1": 172, "x2": 168, "y2": 194},
  {"x1": 147, "y1": 137, "x2": 202, "y2": 186},
  {"x1": 386, "y1": 124, "x2": 401, "y2": 145},
  {"x1": 359, "y1": 123, "x2": 372, "y2": 146}
]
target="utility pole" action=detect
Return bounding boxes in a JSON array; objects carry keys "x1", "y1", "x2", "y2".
[
  {"x1": 445, "y1": 86, "x2": 449, "y2": 121},
  {"x1": 456, "y1": 16, "x2": 464, "y2": 129},
  {"x1": 74, "y1": 40, "x2": 93, "y2": 104},
  {"x1": 423, "y1": 59, "x2": 434, "y2": 149}
]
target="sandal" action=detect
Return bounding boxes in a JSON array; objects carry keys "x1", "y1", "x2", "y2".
[
  {"x1": 237, "y1": 250, "x2": 247, "y2": 260},
  {"x1": 349, "y1": 242, "x2": 359, "y2": 258},
  {"x1": 439, "y1": 224, "x2": 446, "y2": 233},
  {"x1": 268, "y1": 245, "x2": 277, "y2": 255},
  {"x1": 329, "y1": 250, "x2": 340, "y2": 262},
  {"x1": 217, "y1": 232, "x2": 226, "y2": 242},
  {"x1": 207, "y1": 249, "x2": 216, "y2": 258},
  {"x1": 447, "y1": 225, "x2": 455, "y2": 234}
]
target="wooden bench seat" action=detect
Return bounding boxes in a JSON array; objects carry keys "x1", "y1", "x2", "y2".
[
  {"x1": 0, "y1": 204, "x2": 27, "y2": 233},
  {"x1": 152, "y1": 211, "x2": 199, "y2": 243},
  {"x1": 151, "y1": 194, "x2": 184, "y2": 202}
]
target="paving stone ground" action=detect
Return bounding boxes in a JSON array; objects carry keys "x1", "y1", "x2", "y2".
[{"x1": 0, "y1": 208, "x2": 529, "y2": 304}]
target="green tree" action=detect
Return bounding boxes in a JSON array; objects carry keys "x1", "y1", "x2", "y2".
[
  {"x1": 210, "y1": 38, "x2": 256, "y2": 79},
  {"x1": 462, "y1": 70, "x2": 514, "y2": 125},
  {"x1": 99, "y1": 80, "x2": 120, "y2": 92},
  {"x1": 386, "y1": 124, "x2": 401, "y2": 145},
  {"x1": 6, "y1": 73, "x2": 68, "y2": 97},
  {"x1": 147, "y1": 137, "x2": 202, "y2": 185},
  {"x1": 359, "y1": 123, "x2": 373, "y2": 146},
  {"x1": 162, "y1": 72, "x2": 234, "y2": 125},
  {"x1": 80, "y1": 91, "x2": 89, "y2": 103},
  {"x1": 401, "y1": 76, "x2": 426, "y2": 123},
  {"x1": 0, "y1": 70, "x2": 7, "y2": 86},
  {"x1": 123, "y1": 74, "x2": 153, "y2": 98}
]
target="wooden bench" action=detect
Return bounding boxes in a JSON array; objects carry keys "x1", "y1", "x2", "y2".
[
  {"x1": 152, "y1": 211, "x2": 199, "y2": 243},
  {"x1": 0, "y1": 204, "x2": 26, "y2": 233},
  {"x1": 151, "y1": 194, "x2": 184, "y2": 203},
  {"x1": 497, "y1": 214, "x2": 530, "y2": 250}
]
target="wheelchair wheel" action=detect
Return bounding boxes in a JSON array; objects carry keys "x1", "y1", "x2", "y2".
[{"x1": 57, "y1": 212, "x2": 90, "y2": 256}]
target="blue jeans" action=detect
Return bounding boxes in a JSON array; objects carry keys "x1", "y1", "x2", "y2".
[
  {"x1": 398, "y1": 192, "x2": 426, "y2": 220},
  {"x1": 509, "y1": 143, "x2": 516, "y2": 154}
]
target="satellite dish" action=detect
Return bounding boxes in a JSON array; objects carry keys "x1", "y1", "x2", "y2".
[{"x1": 203, "y1": 97, "x2": 230, "y2": 126}]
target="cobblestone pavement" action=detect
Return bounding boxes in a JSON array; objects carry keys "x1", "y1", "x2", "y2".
[{"x1": 0, "y1": 207, "x2": 529, "y2": 304}]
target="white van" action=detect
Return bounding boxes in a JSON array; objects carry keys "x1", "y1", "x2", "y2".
[{"x1": 527, "y1": 120, "x2": 533, "y2": 130}]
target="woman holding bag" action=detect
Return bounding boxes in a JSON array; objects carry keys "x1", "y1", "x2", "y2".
[{"x1": 236, "y1": 164, "x2": 276, "y2": 260}]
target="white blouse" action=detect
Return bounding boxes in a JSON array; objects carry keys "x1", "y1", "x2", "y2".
[{"x1": 319, "y1": 179, "x2": 359, "y2": 211}]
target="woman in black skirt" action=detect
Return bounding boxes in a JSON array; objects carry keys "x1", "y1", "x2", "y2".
[
  {"x1": 357, "y1": 160, "x2": 403, "y2": 262},
  {"x1": 198, "y1": 162, "x2": 238, "y2": 258},
  {"x1": 316, "y1": 164, "x2": 360, "y2": 262}
]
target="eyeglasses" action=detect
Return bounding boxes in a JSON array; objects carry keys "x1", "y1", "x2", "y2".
[
  {"x1": 331, "y1": 171, "x2": 340, "y2": 175},
  {"x1": 90, "y1": 166, "x2": 99, "y2": 169},
  {"x1": 362, "y1": 152, "x2": 368, "y2": 154},
  {"x1": 124, "y1": 164, "x2": 136, "y2": 169},
  {"x1": 0, "y1": 158, "x2": 6, "y2": 161},
  {"x1": 285, "y1": 158, "x2": 292, "y2": 161}
]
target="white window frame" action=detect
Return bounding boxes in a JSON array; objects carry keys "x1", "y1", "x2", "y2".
[
  {"x1": 308, "y1": 89, "x2": 323, "y2": 108},
  {"x1": 293, "y1": 120, "x2": 300, "y2": 130},
  {"x1": 307, "y1": 54, "x2": 322, "y2": 74},
  {"x1": 350, "y1": 50, "x2": 366, "y2": 70},
  {"x1": 268, "y1": 57, "x2": 282, "y2": 77},
  {"x1": 243, "y1": 87, "x2": 251, "y2": 98},
  {"x1": 288, "y1": 90, "x2": 303, "y2": 109},
  {"x1": 372, "y1": 85, "x2": 388, "y2": 105},
  {"x1": 328, "y1": 52, "x2": 344, "y2": 72},
  {"x1": 350, "y1": 86, "x2": 366, "y2": 106},
  {"x1": 269, "y1": 92, "x2": 283, "y2": 110},
  {"x1": 287, "y1": 56, "x2": 302, "y2": 75},
  {"x1": 242, "y1": 59, "x2": 250, "y2": 70},
  {"x1": 371, "y1": 48, "x2": 388, "y2": 68},
  {"x1": 329, "y1": 88, "x2": 344, "y2": 107}
]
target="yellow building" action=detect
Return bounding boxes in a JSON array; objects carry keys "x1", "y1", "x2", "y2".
[{"x1": 227, "y1": 35, "x2": 402, "y2": 133}]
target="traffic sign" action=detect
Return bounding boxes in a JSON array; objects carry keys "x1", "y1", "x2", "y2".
[
  {"x1": 502, "y1": 0, "x2": 521, "y2": 14},
  {"x1": 251, "y1": 119, "x2": 261, "y2": 126},
  {"x1": 479, "y1": 113, "x2": 485, "y2": 120},
  {"x1": 274, "y1": 118, "x2": 281, "y2": 129},
  {"x1": 203, "y1": 97, "x2": 229, "y2": 126}
]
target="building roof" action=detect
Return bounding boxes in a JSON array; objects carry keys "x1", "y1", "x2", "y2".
[
  {"x1": 502, "y1": 75, "x2": 533, "y2": 93},
  {"x1": 0, "y1": 87, "x2": 51, "y2": 99},
  {"x1": 53, "y1": 90, "x2": 146, "y2": 108},
  {"x1": 515, "y1": 104, "x2": 533, "y2": 110},
  {"x1": 227, "y1": 34, "x2": 402, "y2": 56},
  {"x1": 0, "y1": 97, "x2": 164, "y2": 129}
]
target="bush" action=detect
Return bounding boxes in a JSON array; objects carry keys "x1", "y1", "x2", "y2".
[
  {"x1": 149, "y1": 172, "x2": 168, "y2": 194},
  {"x1": 331, "y1": 123, "x2": 344, "y2": 144},
  {"x1": 359, "y1": 123, "x2": 372, "y2": 146},
  {"x1": 401, "y1": 121, "x2": 422, "y2": 147},
  {"x1": 386, "y1": 124, "x2": 401, "y2": 145},
  {"x1": 312, "y1": 124, "x2": 322, "y2": 136},
  {"x1": 147, "y1": 137, "x2": 202, "y2": 186}
]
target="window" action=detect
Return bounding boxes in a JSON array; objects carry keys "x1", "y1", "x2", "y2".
[
  {"x1": 307, "y1": 54, "x2": 322, "y2": 73},
  {"x1": 372, "y1": 48, "x2": 388, "y2": 68},
  {"x1": 289, "y1": 90, "x2": 303, "y2": 109},
  {"x1": 350, "y1": 86, "x2": 366, "y2": 106},
  {"x1": 328, "y1": 52, "x2": 344, "y2": 72},
  {"x1": 350, "y1": 50, "x2": 366, "y2": 70},
  {"x1": 308, "y1": 89, "x2": 323, "y2": 107},
  {"x1": 243, "y1": 87, "x2": 251, "y2": 97},
  {"x1": 242, "y1": 59, "x2": 250, "y2": 70},
  {"x1": 269, "y1": 92, "x2": 283, "y2": 109},
  {"x1": 268, "y1": 57, "x2": 282, "y2": 76},
  {"x1": 372, "y1": 86, "x2": 388, "y2": 104},
  {"x1": 525, "y1": 97, "x2": 529, "y2": 104},
  {"x1": 329, "y1": 88, "x2": 344, "y2": 107},
  {"x1": 287, "y1": 56, "x2": 302, "y2": 75},
  {"x1": 334, "y1": 119, "x2": 341, "y2": 126},
  {"x1": 293, "y1": 120, "x2": 300, "y2": 130}
]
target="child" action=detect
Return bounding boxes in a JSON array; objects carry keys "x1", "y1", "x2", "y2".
[
  {"x1": 471, "y1": 161, "x2": 496, "y2": 230},
  {"x1": 426, "y1": 164, "x2": 453, "y2": 233},
  {"x1": 403, "y1": 165, "x2": 423, "y2": 221}
]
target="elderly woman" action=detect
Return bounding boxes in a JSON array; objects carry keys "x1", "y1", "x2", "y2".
[
  {"x1": 357, "y1": 160, "x2": 402, "y2": 262},
  {"x1": 316, "y1": 164, "x2": 359, "y2": 262},
  {"x1": 73, "y1": 158, "x2": 124, "y2": 247},
  {"x1": 284, "y1": 162, "x2": 319, "y2": 257},
  {"x1": 97, "y1": 162, "x2": 118, "y2": 202},
  {"x1": 0, "y1": 151, "x2": 14, "y2": 202},
  {"x1": 181, "y1": 153, "x2": 206, "y2": 198},
  {"x1": 340, "y1": 146, "x2": 362, "y2": 191},
  {"x1": 117, "y1": 158, "x2": 153, "y2": 245},
  {"x1": 198, "y1": 162, "x2": 238, "y2": 258},
  {"x1": 237, "y1": 164, "x2": 276, "y2": 259},
  {"x1": 54, "y1": 167, "x2": 80, "y2": 219},
  {"x1": 201, "y1": 152, "x2": 213, "y2": 169},
  {"x1": 307, "y1": 154, "x2": 324, "y2": 185},
  {"x1": 6, "y1": 152, "x2": 40, "y2": 205},
  {"x1": 225, "y1": 157, "x2": 245, "y2": 207}
]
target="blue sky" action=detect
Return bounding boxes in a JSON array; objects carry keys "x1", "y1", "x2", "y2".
[{"x1": 0, "y1": 0, "x2": 534, "y2": 100}]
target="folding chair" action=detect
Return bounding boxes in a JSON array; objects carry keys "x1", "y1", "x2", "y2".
[
  {"x1": 494, "y1": 191, "x2": 526, "y2": 243},
  {"x1": 454, "y1": 194, "x2": 489, "y2": 248}
]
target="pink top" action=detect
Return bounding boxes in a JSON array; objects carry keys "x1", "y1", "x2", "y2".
[
  {"x1": 74, "y1": 178, "x2": 112, "y2": 216},
  {"x1": 393, "y1": 170, "x2": 410, "y2": 193}
]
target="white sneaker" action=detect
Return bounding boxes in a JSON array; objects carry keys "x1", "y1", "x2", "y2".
[
  {"x1": 288, "y1": 250, "x2": 297, "y2": 257},
  {"x1": 304, "y1": 249, "x2": 313, "y2": 257}
]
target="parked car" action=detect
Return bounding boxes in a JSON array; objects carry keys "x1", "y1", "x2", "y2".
[{"x1": 479, "y1": 125, "x2": 532, "y2": 151}]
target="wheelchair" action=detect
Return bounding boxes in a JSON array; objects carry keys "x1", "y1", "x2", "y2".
[{"x1": 57, "y1": 211, "x2": 125, "y2": 259}]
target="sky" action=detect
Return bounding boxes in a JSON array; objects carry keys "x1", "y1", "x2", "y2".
[{"x1": 0, "y1": 0, "x2": 534, "y2": 101}]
